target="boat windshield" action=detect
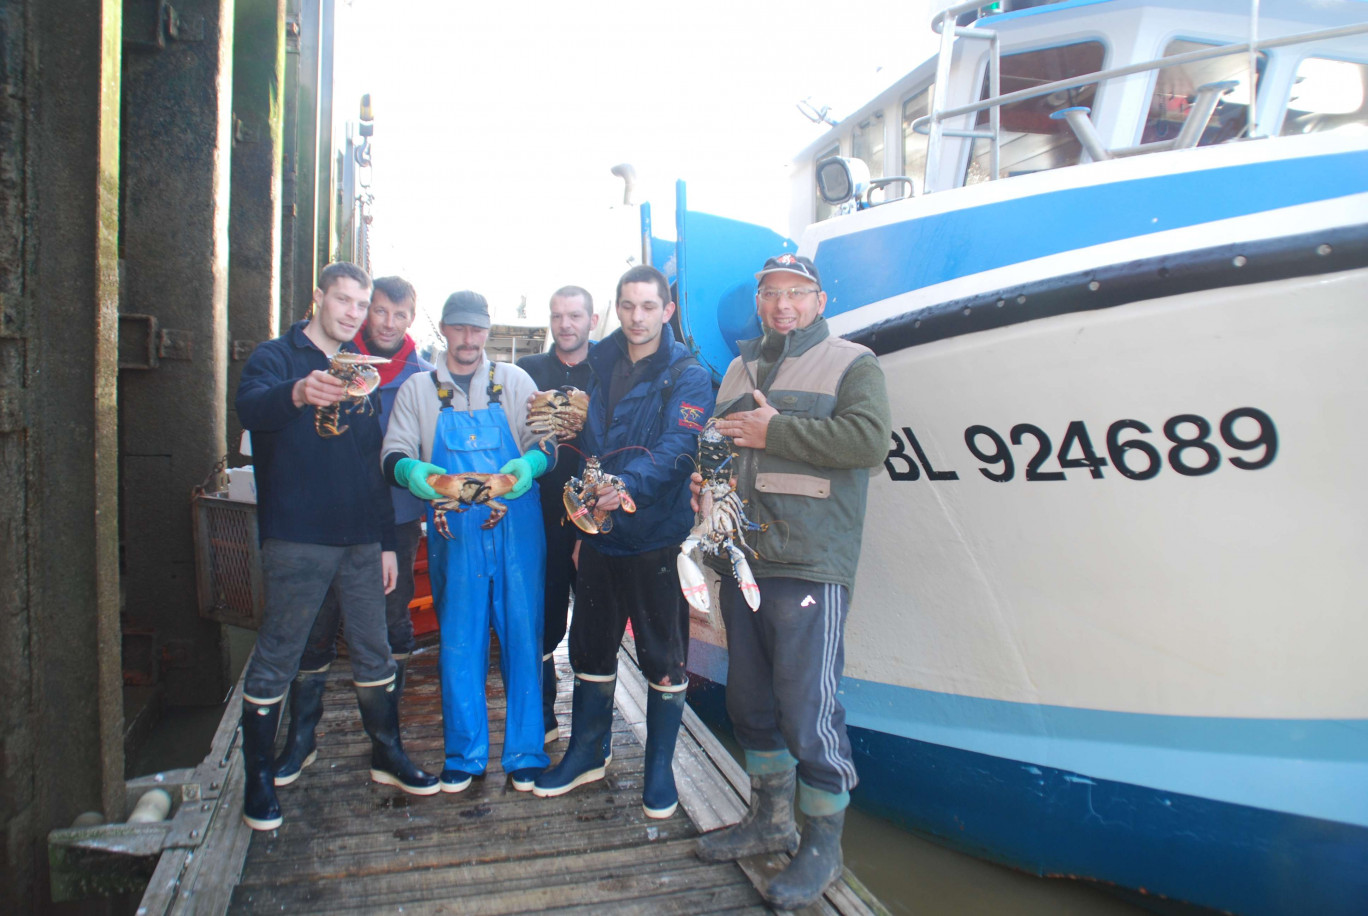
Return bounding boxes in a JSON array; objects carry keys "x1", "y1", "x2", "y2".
[
  {"x1": 1143, "y1": 40, "x2": 1267, "y2": 147},
  {"x1": 965, "y1": 41, "x2": 1105, "y2": 184},
  {"x1": 1279, "y1": 56, "x2": 1368, "y2": 136}
]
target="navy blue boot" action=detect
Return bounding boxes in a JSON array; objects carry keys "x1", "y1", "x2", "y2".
[
  {"x1": 241, "y1": 697, "x2": 284, "y2": 831},
  {"x1": 532, "y1": 674, "x2": 615, "y2": 797},
  {"x1": 355, "y1": 680, "x2": 440, "y2": 795},
  {"x1": 542, "y1": 655, "x2": 559, "y2": 744},
  {"x1": 642, "y1": 683, "x2": 687, "y2": 819},
  {"x1": 274, "y1": 668, "x2": 328, "y2": 786}
]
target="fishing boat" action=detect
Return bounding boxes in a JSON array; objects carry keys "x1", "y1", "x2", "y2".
[{"x1": 666, "y1": 1, "x2": 1368, "y2": 912}]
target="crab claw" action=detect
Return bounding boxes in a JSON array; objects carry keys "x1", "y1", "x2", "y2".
[{"x1": 677, "y1": 541, "x2": 711, "y2": 613}]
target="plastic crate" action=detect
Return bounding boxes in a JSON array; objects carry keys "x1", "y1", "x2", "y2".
[{"x1": 192, "y1": 493, "x2": 266, "y2": 629}]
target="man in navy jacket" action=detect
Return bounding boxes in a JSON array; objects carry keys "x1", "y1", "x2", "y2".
[
  {"x1": 532, "y1": 266, "x2": 714, "y2": 819},
  {"x1": 273, "y1": 275, "x2": 436, "y2": 787},
  {"x1": 234, "y1": 262, "x2": 437, "y2": 832}
]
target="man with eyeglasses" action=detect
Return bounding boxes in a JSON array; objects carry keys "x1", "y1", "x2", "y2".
[{"x1": 691, "y1": 253, "x2": 890, "y2": 909}]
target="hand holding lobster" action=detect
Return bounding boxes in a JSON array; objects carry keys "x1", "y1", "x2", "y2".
[
  {"x1": 677, "y1": 419, "x2": 765, "y2": 613},
  {"x1": 312, "y1": 351, "x2": 389, "y2": 437}
]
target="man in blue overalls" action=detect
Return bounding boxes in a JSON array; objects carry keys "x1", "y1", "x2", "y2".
[{"x1": 382, "y1": 291, "x2": 552, "y2": 792}]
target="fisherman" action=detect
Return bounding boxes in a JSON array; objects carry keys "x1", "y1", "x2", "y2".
[
  {"x1": 515, "y1": 286, "x2": 598, "y2": 743},
  {"x1": 274, "y1": 276, "x2": 435, "y2": 787},
  {"x1": 692, "y1": 253, "x2": 890, "y2": 909},
  {"x1": 234, "y1": 262, "x2": 439, "y2": 832},
  {"x1": 532, "y1": 266, "x2": 714, "y2": 819},
  {"x1": 384, "y1": 290, "x2": 552, "y2": 792}
]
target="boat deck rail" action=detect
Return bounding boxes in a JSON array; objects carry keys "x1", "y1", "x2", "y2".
[{"x1": 913, "y1": 0, "x2": 1368, "y2": 188}]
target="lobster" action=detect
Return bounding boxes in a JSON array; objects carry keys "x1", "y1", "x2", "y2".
[
  {"x1": 677, "y1": 419, "x2": 766, "y2": 613},
  {"x1": 315, "y1": 351, "x2": 390, "y2": 437},
  {"x1": 562, "y1": 448, "x2": 640, "y2": 535},
  {"x1": 526, "y1": 387, "x2": 589, "y2": 454},
  {"x1": 426, "y1": 472, "x2": 519, "y2": 535}
]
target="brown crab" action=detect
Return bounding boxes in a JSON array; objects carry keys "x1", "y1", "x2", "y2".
[
  {"x1": 526, "y1": 386, "x2": 589, "y2": 454},
  {"x1": 426, "y1": 472, "x2": 519, "y2": 535}
]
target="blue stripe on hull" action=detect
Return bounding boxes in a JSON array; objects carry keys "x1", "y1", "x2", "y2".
[
  {"x1": 813, "y1": 149, "x2": 1368, "y2": 315},
  {"x1": 848, "y1": 725, "x2": 1368, "y2": 916}
]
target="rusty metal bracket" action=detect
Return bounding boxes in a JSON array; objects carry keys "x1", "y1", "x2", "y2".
[
  {"x1": 124, "y1": 1, "x2": 205, "y2": 52},
  {"x1": 158, "y1": 328, "x2": 194, "y2": 361},
  {"x1": 119, "y1": 314, "x2": 160, "y2": 370},
  {"x1": 0, "y1": 292, "x2": 24, "y2": 338}
]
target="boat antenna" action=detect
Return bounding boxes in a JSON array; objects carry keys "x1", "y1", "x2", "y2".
[
  {"x1": 797, "y1": 98, "x2": 839, "y2": 127},
  {"x1": 1247, "y1": 0, "x2": 1260, "y2": 137},
  {"x1": 610, "y1": 163, "x2": 636, "y2": 206}
]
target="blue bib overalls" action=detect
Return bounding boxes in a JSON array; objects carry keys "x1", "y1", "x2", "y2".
[{"x1": 426, "y1": 371, "x2": 548, "y2": 774}]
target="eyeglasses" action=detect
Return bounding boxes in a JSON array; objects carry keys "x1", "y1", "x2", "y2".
[{"x1": 757, "y1": 287, "x2": 819, "y2": 302}]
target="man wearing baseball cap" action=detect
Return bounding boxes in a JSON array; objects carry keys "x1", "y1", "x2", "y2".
[
  {"x1": 691, "y1": 253, "x2": 891, "y2": 909},
  {"x1": 382, "y1": 290, "x2": 552, "y2": 793}
]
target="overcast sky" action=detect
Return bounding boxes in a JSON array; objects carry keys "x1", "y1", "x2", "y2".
[{"x1": 342, "y1": 0, "x2": 939, "y2": 338}]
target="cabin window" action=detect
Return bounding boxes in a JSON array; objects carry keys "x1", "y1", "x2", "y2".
[
  {"x1": 900, "y1": 85, "x2": 934, "y2": 196},
  {"x1": 965, "y1": 41, "x2": 1105, "y2": 184},
  {"x1": 1143, "y1": 40, "x2": 1267, "y2": 146},
  {"x1": 815, "y1": 143, "x2": 840, "y2": 222},
  {"x1": 1279, "y1": 57, "x2": 1368, "y2": 137},
  {"x1": 852, "y1": 113, "x2": 885, "y2": 179}
]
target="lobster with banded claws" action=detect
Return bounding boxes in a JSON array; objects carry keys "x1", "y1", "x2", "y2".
[
  {"x1": 315, "y1": 351, "x2": 390, "y2": 437},
  {"x1": 677, "y1": 419, "x2": 766, "y2": 613},
  {"x1": 426, "y1": 472, "x2": 519, "y2": 535},
  {"x1": 526, "y1": 387, "x2": 589, "y2": 454},
  {"x1": 562, "y1": 448, "x2": 641, "y2": 535}
]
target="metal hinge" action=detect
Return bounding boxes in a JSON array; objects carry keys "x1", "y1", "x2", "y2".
[
  {"x1": 119, "y1": 314, "x2": 195, "y2": 369},
  {"x1": 124, "y1": 1, "x2": 206, "y2": 52}
]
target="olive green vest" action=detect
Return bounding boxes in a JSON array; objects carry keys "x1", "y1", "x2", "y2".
[{"x1": 714, "y1": 321, "x2": 874, "y2": 590}]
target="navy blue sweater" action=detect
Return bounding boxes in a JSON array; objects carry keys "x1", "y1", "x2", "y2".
[
  {"x1": 236, "y1": 321, "x2": 396, "y2": 550},
  {"x1": 580, "y1": 326, "x2": 714, "y2": 556}
]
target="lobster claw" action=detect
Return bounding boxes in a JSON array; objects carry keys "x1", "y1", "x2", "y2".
[
  {"x1": 616, "y1": 484, "x2": 637, "y2": 515},
  {"x1": 562, "y1": 480, "x2": 600, "y2": 534},
  {"x1": 727, "y1": 544, "x2": 761, "y2": 611},
  {"x1": 677, "y1": 540, "x2": 711, "y2": 614}
]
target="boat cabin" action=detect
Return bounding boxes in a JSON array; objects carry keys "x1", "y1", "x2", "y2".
[{"x1": 791, "y1": 0, "x2": 1368, "y2": 235}]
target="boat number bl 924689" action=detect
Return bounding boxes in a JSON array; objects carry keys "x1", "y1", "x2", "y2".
[{"x1": 884, "y1": 408, "x2": 1277, "y2": 483}]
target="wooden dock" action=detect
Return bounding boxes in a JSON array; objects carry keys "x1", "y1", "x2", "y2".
[{"x1": 133, "y1": 637, "x2": 888, "y2": 915}]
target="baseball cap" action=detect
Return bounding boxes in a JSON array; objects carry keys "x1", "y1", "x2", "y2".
[
  {"x1": 440, "y1": 290, "x2": 491, "y2": 329},
  {"x1": 754, "y1": 254, "x2": 821, "y2": 289}
]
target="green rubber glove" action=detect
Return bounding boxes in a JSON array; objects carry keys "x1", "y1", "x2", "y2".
[
  {"x1": 394, "y1": 457, "x2": 445, "y2": 501},
  {"x1": 500, "y1": 449, "x2": 548, "y2": 498}
]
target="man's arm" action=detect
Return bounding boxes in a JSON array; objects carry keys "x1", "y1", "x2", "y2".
[
  {"x1": 764, "y1": 355, "x2": 891, "y2": 469},
  {"x1": 235, "y1": 345, "x2": 304, "y2": 432},
  {"x1": 615, "y1": 364, "x2": 716, "y2": 508},
  {"x1": 381, "y1": 376, "x2": 428, "y2": 486}
]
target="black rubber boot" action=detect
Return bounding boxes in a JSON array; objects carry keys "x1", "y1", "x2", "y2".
[
  {"x1": 642, "y1": 684, "x2": 687, "y2": 819},
  {"x1": 696, "y1": 768, "x2": 800, "y2": 861},
  {"x1": 355, "y1": 679, "x2": 440, "y2": 795},
  {"x1": 393, "y1": 656, "x2": 408, "y2": 702},
  {"x1": 542, "y1": 655, "x2": 559, "y2": 744},
  {"x1": 241, "y1": 698, "x2": 284, "y2": 831},
  {"x1": 532, "y1": 675, "x2": 615, "y2": 797},
  {"x1": 274, "y1": 668, "x2": 328, "y2": 786},
  {"x1": 763, "y1": 809, "x2": 846, "y2": 910}
]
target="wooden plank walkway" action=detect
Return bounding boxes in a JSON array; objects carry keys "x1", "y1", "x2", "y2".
[{"x1": 137, "y1": 634, "x2": 888, "y2": 916}]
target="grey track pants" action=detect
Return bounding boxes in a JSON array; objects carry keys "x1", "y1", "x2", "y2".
[{"x1": 718, "y1": 576, "x2": 858, "y2": 796}]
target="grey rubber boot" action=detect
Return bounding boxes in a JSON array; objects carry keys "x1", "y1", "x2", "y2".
[
  {"x1": 696, "y1": 768, "x2": 800, "y2": 861},
  {"x1": 273, "y1": 668, "x2": 328, "y2": 786},
  {"x1": 763, "y1": 809, "x2": 846, "y2": 910}
]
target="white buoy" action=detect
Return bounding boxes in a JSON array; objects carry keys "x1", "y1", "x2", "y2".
[
  {"x1": 127, "y1": 788, "x2": 172, "y2": 824},
  {"x1": 71, "y1": 811, "x2": 105, "y2": 828}
]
